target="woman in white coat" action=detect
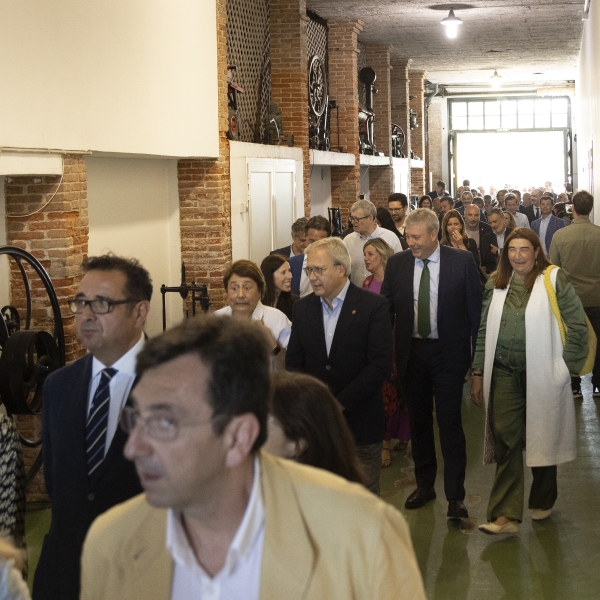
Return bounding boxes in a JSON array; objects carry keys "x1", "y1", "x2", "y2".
[{"x1": 470, "y1": 228, "x2": 588, "y2": 534}]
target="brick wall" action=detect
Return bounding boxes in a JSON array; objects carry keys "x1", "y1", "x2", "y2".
[
  {"x1": 366, "y1": 44, "x2": 393, "y2": 207},
  {"x1": 328, "y1": 20, "x2": 363, "y2": 221},
  {"x1": 270, "y1": 0, "x2": 310, "y2": 216},
  {"x1": 4, "y1": 154, "x2": 89, "y2": 501},
  {"x1": 391, "y1": 58, "x2": 412, "y2": 193},
  {"x1": 178, "y1": 0, "x2": 231, "y2": 312},
  {"x1": 428, "y1": 97, "x2": 444, "y2": 190}
]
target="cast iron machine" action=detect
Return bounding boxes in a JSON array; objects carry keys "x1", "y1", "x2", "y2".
[
  {"x1": 308, "y1": 55, "x2": 331, "y2": 151},
  {"x1": 0, "y1": 247, "x2": 65, "y2": 485},
  {"x1": 358, "y1": 67, "x2": 377, "y2": 155},
  {"x1": 160, "y1": 262, "x2": 211, "y2": 331}
]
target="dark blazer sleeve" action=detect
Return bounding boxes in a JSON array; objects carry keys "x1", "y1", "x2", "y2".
[
  {"x1": 480, "y1": 232, "x2": 498, "y2": 274},
  {"x1": 464, "y1": 251, "x2": 484, "y2": 355},
  {"x1": 285, "y1": 302, "x2": 306, "y2": 372},
  {"x1": 336, "y1": 295, "x2": 393, "y2": 413},
  {"x1": 42, "y1": 376, "x2": 55, "y2": 499},
  {"x1": 467, "y1": 237, "x2": 481, "y2": 268}
]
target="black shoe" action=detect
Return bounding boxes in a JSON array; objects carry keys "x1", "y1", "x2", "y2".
[
  {"x1": 447, "y1": 500, "x2": 469, "y2": 519},
  {"x1": 573, "y1": 388, "x2": 583, "y2": 399},
  {"x1": 593, "y1": 387, "x2": 600, "y2": 398},
  {"x1": 405, "y1": 487, "x2": 436, "y2": 509}
]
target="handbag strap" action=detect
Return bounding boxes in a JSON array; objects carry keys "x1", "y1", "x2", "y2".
[{"x1": 543, "y1": 265, "x2": 567, "y2": 345}]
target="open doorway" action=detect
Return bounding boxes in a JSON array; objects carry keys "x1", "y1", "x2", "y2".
[{"x1": 454, "y1": 130, "x2": 567, "y2": 191}]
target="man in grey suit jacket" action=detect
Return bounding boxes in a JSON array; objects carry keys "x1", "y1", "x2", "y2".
[{"x1": 33, "y1": 255, "x2": 151, "y2": 600}]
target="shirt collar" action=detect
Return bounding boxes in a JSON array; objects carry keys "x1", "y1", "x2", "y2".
[
  {"x1": 416, "y1": 243, "x2": 440, "y2": 266},
  {"x1": 166, "y1": 457, "x2": 264, "y2": 576},
  {"x1": 320, "y1": 278, "x2": 350, "y2": 311},
  {"x1": 572, "y1": 217, "x2": 591, "y2": 224},
  {"x1": 250, "y1": 301, "x2": 265, "y2": 321},
  {"x1": 541, "y1": 214, "x2": 551, "y2": 221},
  {"x1": 91, "y1": 332, "x2": 145, "y2": 379}
]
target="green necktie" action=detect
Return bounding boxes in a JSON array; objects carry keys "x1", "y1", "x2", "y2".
[{"x1": 417, "y1": 259, "x2": 431, "y2": 339}]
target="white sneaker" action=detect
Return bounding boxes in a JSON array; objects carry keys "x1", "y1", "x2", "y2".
[
  {"x1": 478, "y1": 520, "x2": 520, "y2": 534},
  {"x1": 531, "y1": 508, "x2": 552, "y2": 521}
]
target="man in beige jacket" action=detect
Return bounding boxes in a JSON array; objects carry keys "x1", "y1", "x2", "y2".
[{"x1": 80, "y1": 316, "x2": 425, "y2": 600}]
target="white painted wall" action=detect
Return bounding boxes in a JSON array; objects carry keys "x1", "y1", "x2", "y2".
[
  {"x1": 86, "y1": 157, "x2": 182, "y2": 337},
  {"x1": 576, "y1": 2, "x2": 600, "y2": 223},
  {"x1": 309, "y1": 166, "x2": 332, "y2": 217},
  {"x1": 360, "y1": 166, "x2": 370, "y2": 201},
  {"x1": 0, "y1": 0, "x2": 218, "y2": 159}
]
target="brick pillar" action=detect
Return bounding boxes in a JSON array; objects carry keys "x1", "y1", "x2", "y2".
[
  {"x1": 409, "y1": 70, "x2": 426, "y2": 196},
  {"x1": 4, "y1": 154, "x2": 89, "y2": 501},
  {"x1": 328, "y1": 20, "x2": 363, "y2": 221},
  {"x1": 428, "y1": 97, "x2": 444, "y2": 186},
  {"x1": 270, "y1": 0, "x2": 310, "y2": 215},
  {"x1": 391, "y1": 58, "x2": 412, "y2": 193},
  {"x1": 178, "y1": 0, "x2": 231, "y2": 312},
  {"x1": 366, "y1": 44, "x2": 393, "y2": 207}
]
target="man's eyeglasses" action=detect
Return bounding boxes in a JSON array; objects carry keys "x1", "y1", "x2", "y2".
[
  {"x1": 349, "y1": 215, "x2": 372, "y2": 224},
  {"x1": 68, "y1": 297, "x2": 137, "y2": 315},
  {"x1": 304, "y1": 266, "x2": 328, "y2": 277},
  {"x1": 119, "y1": 406, "x2": 213, "y2": 441}
]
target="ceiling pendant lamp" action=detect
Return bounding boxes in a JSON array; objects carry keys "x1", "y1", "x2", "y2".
[
  {"x1": 490, "y1": 70, "x2": 502, "y2": 88},
  {"x1": 441, "y1": 9, "x2": 463, "y2": 39}
]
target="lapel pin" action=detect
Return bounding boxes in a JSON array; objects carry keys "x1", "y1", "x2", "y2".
[{"x1": 352, "y1": 310, "x2": 357, "y2": 315}]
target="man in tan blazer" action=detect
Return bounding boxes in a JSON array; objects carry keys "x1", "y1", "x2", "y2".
[{"x1": 80, "y1": 316, "x2": 425, "y2": 600}]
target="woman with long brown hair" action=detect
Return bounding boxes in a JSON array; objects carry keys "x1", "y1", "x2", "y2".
[
  {"x1": 440, "y1": 209, "x2": 481, "y2": 269},
  {"x1": 470, "y1": 228, "x2": 588, "y2": 534},
  {"x1": 260, "y1": 254, "x2": 297, "y2": 320}
]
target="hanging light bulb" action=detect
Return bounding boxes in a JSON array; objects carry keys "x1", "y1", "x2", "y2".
[
  {"x1": 490, "y1": 70, "x2": 502, "y2": 89},
  {"x1": 441, "y1": 9, "x2": 463, "y2": 39}
]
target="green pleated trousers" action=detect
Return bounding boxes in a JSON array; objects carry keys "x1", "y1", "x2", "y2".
[{"x1": 487, "y1": 364, "x2": 558, "y2": 522}]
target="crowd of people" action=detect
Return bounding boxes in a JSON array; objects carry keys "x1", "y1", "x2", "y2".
[{"x1": 28, "y1": 183, "x2": 599, "y2": 600}]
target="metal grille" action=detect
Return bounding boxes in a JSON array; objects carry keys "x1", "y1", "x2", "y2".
[
  {"x1": 307, "y1": 16, "x2": 327, "y2": 66},
  {"x1": 226, "y1": 0, "x2": 271, "y2": 143},
  {"x1": 358, "y1": 42, "x2": 367, "y2": 107}
]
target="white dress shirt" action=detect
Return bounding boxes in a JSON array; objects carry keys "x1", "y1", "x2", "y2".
[
  {"x1": 512, "y1": 211, "x2": 530, "y2": 229},
  {"x1": 495, "y1": 229, "x2": 507, "y2": 251},
  {"x1": 299, "y1": 255, "x2": 312, "y2": 298},
  {"x1": 167, "y1": 458, "x2": 264, "y2": 600},
  {"x1": 88, "y1": 333, "x2": 144, "y2": 457},
  {"x1": 412, "y1": 244, "x2": 440, "y2": 339},
  {"x1": 344, "y1": 226, "x2": 402, "y2": 286},
  {"x1": 214, "y1": 302, "x2": 291, "y2": 348},
  {"x1": 321, "y1": 279, "x2": 350, "y2": 356}
]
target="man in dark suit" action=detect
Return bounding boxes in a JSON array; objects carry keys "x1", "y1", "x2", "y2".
[
  {"x1": 531, "y1": 195, "x2": 565, "y2": 255},
  {"x1": 463, "y1": 203, "x2": 492, "y2": 262},
  {"x1": 286, "y1": 237, "x2": 393, "y2": 494},
  {"x1": 33, "y1": 255, "x2": 152, "y2": 600},
  {"x1": 426, "y1": 180, "x2": 449, "y2": 202},
  {"x1": 270, "y1": 216, "x2": 309, "y2": 258},
  {"x1": 289, "y1": 215, "x2": 331, "y2": 297},
  {"x1": 480, "y1": 208, "x2": 513, "y2": 274},
  {"x1": 523, "y1": 188, "x2": 543, "y2": 224},
  {"x1": 382, "y1": 209, "x2": 482, "y2": 518},
  {"x1": 457, "y1": 190, "x2": 488, "y2": 223}
]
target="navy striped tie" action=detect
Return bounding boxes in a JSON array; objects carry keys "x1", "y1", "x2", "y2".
[{"x1": 86, "y1": 367, "x2": 117, "y2": 477}]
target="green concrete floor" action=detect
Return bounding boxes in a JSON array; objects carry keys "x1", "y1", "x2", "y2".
[{"x1": 24, "y1": 377, "x2": 600, "y2": 598}]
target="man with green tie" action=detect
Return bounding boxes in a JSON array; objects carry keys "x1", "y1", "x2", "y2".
[{"x1": 382, "y1": 209, "x2": 482, "y2": 519}]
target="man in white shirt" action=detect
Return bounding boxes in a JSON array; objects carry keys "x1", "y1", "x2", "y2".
[
  {"x1": 80, "y1": 316, "x2": 426, "y2": 600},
  {"x1": 505, "y1": 194, "x2": 530, "y2": 228},
  {"x1": 343, "y1": 199, "x2": 402, "y2": 285},
  {"x1": 34, "y1": 255, "x2": 151, "y2": 600}
]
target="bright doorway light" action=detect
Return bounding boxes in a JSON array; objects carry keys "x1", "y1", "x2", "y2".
[
  {"x1": 455, "y1": 131, "x2": 566, "y2": 192},
  {"x1": 490, "y1": 70, "x2": 502, "y2": 89}
]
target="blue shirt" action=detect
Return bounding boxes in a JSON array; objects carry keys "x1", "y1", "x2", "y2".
[
  {"x1": 412, "y1": 244, "x2": 440, "y2": 339},
  {"x1": 321, "y1": 279, "x2": 351, "y2": 356}
]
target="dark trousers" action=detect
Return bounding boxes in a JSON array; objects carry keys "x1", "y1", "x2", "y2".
[
  {"x1": 355, "y1": 442, "x2": 383, "y2": 496},
  {"x1": 403, "y1": 339, "x2": 467, "y2": 500},
  {"x1": 571, "y1": 306, "x2": 600, "y2": 390}
]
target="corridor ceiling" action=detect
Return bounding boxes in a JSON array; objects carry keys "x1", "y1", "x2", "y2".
[{"x1": 306, "y1": 1, "x2": 585, "y2": 91}]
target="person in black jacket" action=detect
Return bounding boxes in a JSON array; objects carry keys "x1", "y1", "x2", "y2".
[
  {"x1": 33, "y1": 255, "x2": 150, "y2": 600},
  {"x1": 286, "y1": 237, "x2": 393, "y2": 495},
  {"x1": 260, "y1": 254, "x2": 297, "y2": 320},
  {"x1": 480, "y1": 208, "x2": 513, "y2": 274},
  {"x1": 440, "y1": 209, "x2": 481, "y2": 270},
  {"x1": 382, "y1": 209, "x2": 482, "y2": 519}
]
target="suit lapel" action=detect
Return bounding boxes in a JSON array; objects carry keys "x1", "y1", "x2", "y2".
[
  {"x1": 307, "y1": 294, "x2": 328, "y2": 361},
  {"x1": 437, "y1": 245, "x2": 450, "y2": 318},
  {"x1": 260, "y1": 453, "x2": 316, "y2": 600},
  {"x1": 329, "y1": 283, "x2": 359, "y2": 358}
]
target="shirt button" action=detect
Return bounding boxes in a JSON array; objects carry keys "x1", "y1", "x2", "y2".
[
  {"x1": 326, "y1": 365, "x2": 331, "y2": 371},
  {"x1": 87, "y1": 493, "x2": 95, "y2": 501}
]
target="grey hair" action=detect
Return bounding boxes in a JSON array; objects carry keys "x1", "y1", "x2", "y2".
[
  {"x1": 489, "y1": 208, "x2": 504, "y2": 218},
  {"x1": 404, "y1": 208, "x2": 439, "y2": 232},
  {"x1": 291, "y1": 217, "x2": 309, "y2": 238},
  {"x1": 350, "y1": 199, "x2": 377, "y2": 218},
  {"x1": 305, "y1": 237, "x2": 351, "y2": 276}
]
